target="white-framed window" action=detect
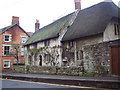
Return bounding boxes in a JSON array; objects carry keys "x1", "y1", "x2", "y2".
[
  {"x1": 21, "y1": 46, "x2": 24, "y2": 56},
  {"x1": 4, "y1": 46, "x2": 10, "y2": 56},
  {"x1": 21, "y1": 36, "x2": 27, "y2": 43},
  {"x1": 4, "y1": 60, "x2": 10, "y2": 68},
  {"x1": 4, "y1": 34, "x2": 11, "y2": 42},
  {"x1": 14, "y1": 60, "x2": 20, "y2": 64}
]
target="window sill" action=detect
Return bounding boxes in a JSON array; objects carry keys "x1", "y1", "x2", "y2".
[
  {"x1": 4, "y1": 67, "x2": 10, "y2": 69},
  {"x1": 3, "y1": 55, "x2": 10, "y2": 56},
  {"x1": 4, "y1": 41, "x2": 11, "y2": 42}
]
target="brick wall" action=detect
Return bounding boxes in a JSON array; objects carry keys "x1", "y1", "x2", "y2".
[
  {"x1": 1, "y1": 25, "x2": 29, "y2": 71},
  {"x1": 0, "y1": 34, "x2": 2, "y2": 71}
]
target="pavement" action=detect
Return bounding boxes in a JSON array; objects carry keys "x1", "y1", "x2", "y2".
[{"x1": 1, "y1": 72, "x2": 120, "y2": 89}]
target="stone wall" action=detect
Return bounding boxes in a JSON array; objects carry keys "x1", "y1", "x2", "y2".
[
  {"x1": 25, "y1": 38, "x2": 63, "y2": 67},
  {"x1": 62, "y1": 34, "x2": 103, "y2": 66},
  {"x1": 12, "y1": 65, "x2": 84, "y2": 76},
  {"x1": 83, "y1": 42, "x2": 111, "y2": 73}
]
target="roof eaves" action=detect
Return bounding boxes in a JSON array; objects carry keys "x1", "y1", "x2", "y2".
[
  {"x1": 62, "y1": 33, "x2": 103, "y2": 42},
  {"x1": 0, "y1": 25, "x2": 14, "y2": 35},
  {"x1": 24, "y1": 35, "x2": 58, "y2": 46}
]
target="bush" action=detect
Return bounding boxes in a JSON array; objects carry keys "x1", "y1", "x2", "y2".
[{"x1": 82, "y1": 73, "x2": 95, "y2": 77}]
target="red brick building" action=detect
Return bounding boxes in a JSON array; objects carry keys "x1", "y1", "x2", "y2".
[{"x1": 0, "y1": 16, "x2": 30, "y2": 71}]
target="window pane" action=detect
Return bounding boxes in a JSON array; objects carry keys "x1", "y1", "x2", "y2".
[
  {"x1": 5, "y1": 35, "x2": 9, "y2": 41},
  {"x1": 114, "y1": 24, "x2": 117, "y2": 35},
  {"x1": 117, "y1": 24, "x2": 119, "y2": 35},
  {"x1": 21, "y1": 47, "x2": 24, "y2": 51},
  {"x1": 21, "y1": 37, "x2": 26, "y2": 43},
  {"x1": 4, "y1": 46, "x2": 10, "y2": 55},
  {"x1": 14, "y1": 60, "x2": 20, "y2": 64},
  {"x1": 69, "y1": 41, "x2": 74, "y2": 47},
  {"x1": 21, "y1": 51, "x2": 24, "y2": 56},
  {"x1": 4, "y1": 61, "x2": 10, "y2": 68},
  {"x1": 45, "y1": 54, "x2": 50, "y2": 61},
  {"x1": 21, "y1": 47, "x2": 24, "y2": 55},
  {"x1": 7, "y1": 46, "x2": 9, "y2": 50},
  {"x1": 4, "y1": 51, "x2": 6, "y2": 55}
]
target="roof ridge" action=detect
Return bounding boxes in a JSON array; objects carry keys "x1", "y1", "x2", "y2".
[
  {"x1": 34, "y1": 12, "x2": 75, "y2": 34},
  {"x1": 25, "y1": 12, "x2": 74, "y2": 45},
  {"x1": 27, "y1": 12, "x2": 75, "y2": 40},
  {"x1": 79, "y1": 1, "x2": 116, "y2": 12}
]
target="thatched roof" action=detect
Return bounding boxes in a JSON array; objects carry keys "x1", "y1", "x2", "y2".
[
  {"x1": 62, "y1": 2, "x2": 119, "y2": 41},
  {"x1": 25, "y1": 12, "x2": 74, "y2": 45}
]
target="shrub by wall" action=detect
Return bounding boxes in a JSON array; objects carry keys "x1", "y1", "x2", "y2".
[{"x1": 12, "y1": 64, "x2": 25, "y2": 73}]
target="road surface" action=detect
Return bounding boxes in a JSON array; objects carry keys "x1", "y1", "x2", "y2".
[{"x1": 2, "y1": 79, "x2": 96, "y2": 89}]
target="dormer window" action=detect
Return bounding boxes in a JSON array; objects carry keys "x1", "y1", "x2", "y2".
[
  {"x1": 4, "y1": 35, "x2": 10, "y2": 42},
  {"x1": 44, "y1": 40, "x2": 50, "y2": 46},
  {"x1": 114, "y1": 24, "x2": 119, "y2": 35}
]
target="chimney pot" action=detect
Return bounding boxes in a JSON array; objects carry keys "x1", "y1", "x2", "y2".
[
  {"x1": 35, "y1": 19, "x2": 40, "y2": 32},
  {"x1": 36, "y1": 19, "x2": 39, "y2": 23},
  {"x1": 12, "y1": 16, "x2": 19, "y2": 25},
  {"x1": 74, "y1": 0, "x2": 81, "y2": 10}
]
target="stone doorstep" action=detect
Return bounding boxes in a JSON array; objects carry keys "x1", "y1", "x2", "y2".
[{"x1": 1, "y1": 74, "x2": 120, "y2": 89}]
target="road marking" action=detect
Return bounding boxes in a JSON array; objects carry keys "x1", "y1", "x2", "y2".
[{"x1": 1, "y1": 78, "x2": 112, "y2": 90}]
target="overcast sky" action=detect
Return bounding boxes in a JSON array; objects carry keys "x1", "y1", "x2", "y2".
[{"x1": 0, "y1": 0, "x2": 119, "y2": 32}]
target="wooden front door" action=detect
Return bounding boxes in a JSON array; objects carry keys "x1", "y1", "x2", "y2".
[{"x1": 110, "y1": 45, "x2": 120, "y2": 75}]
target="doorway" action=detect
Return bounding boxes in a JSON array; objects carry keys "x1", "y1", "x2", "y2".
[
  {"x1": 110, "y1": 45, "x2": 120, "y2": 75},
  {"x1": 29, "y1": 55, "x2": 32, "y2": 65},
  {"x1": 39, "y1": 55, "x2": 42, "y2": 66}
]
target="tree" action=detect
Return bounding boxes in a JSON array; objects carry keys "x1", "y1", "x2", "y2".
[{"x1": 10, "y1": 44, "x2": 20, "y2": 65}]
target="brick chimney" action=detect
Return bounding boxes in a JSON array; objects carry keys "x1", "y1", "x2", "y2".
[
  {"x1": 35, "y1": 19, "x2": 40, "y2": 32},
  {"x1": 12, "y1": 16, "x2": 19, "y2": 25},
  {"x1": 74, "y1": 0, "x2": 81, "y2": 10}
]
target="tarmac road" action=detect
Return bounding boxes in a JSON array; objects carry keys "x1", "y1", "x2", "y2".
[{"x1": 2, "y1": 79, "x2": 96, "y2": 89}]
